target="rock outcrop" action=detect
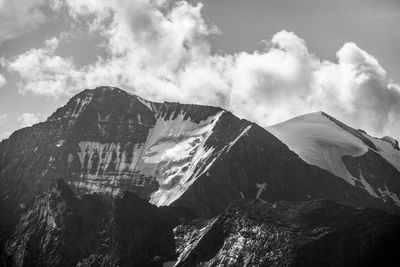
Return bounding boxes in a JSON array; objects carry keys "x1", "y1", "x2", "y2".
[
  {"x1": 175, "y1": 199, "x2": 400, "y2": 267},
  {"x1": 3, "y1": 179, "x2": 194, "y2": 267}
]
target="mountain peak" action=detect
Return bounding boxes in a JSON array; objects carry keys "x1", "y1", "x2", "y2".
[
  {"x1": 381, "y1": 136, "x2": 400, "y2": 150},
  {"x1": 1, "y1": 86, "x2": 400, "y2": 223},
  {"x1": 268, "y1": 110, "x2": 400, "y2": 207}
]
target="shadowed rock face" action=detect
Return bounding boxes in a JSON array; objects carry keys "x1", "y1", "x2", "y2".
[
  {"x1": 3, "y1": 179, "x2": 195, "y2": 267},
  {"x1": 343, "y1": 150, "x2": 400, "y2": 203},
  {"x1": 174, "y1": 199, "x2": 400, "y2": 267},
  {"x1": 4, "y1": 181, "x2": 399, "y2": 267},
  {"x1": 4, "y1": 179, "x2": 108, "y2": 267}
]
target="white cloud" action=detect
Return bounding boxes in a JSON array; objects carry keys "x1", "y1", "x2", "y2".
[
  {"x1": 0, "y1": 73, "x2": 6, "y2": 87},
  {"x1": 0, "y1": 0, "x2": 50, "y2": 43},
  {"x1": 5, "y1": 0, "x2": 400, "y2": 136},
  {"x1": 7, "y1": 37, "x2": 84, "y2": 97},
  {"x1": 18, "y1": 113, "x2": 40, "y2": 127},
  {"x1": 0, "y1": 131, "x2": 11, "y2": 141}
]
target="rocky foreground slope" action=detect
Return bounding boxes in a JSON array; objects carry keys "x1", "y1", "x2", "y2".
[
  {"x1": 174, "y1": 199, "x2": 400, "y2": 267},
  {"x1": 3, "y1": 179, "x2": 194, "y2": 266},
  {"x1": 3, "y1": 180, "x2": 399, "y2": 267}
]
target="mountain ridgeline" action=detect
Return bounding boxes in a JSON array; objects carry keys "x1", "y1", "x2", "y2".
[{"x1": 1, "y1": 86, "x2": 400, "y2": 266}]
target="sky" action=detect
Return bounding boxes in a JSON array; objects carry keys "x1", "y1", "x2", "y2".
[{"x1": 1, "y1": 0, "x2": 400, "y2": 141}]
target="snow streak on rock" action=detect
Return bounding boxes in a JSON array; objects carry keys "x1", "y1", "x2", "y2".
[
  {"x1": 149, "y1": 111, "x2": 224, "y2": 206},
  {"x1": 68, "y1": 106, "x2": 226, "y2": 204}
]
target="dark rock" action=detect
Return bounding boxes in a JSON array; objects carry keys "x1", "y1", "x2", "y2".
[
  {"x1": 343, "y1": 150, "x2": 400, "y2": 205},
  {"x1": 4, "y1": 179, "x2": 107, "y2": 266},
  {"x1": 175, "y1": 199, "x2": 400, "y2": 267},
  {"x1": 3, "y1": 180, "x2": 194, "y2": 267}
]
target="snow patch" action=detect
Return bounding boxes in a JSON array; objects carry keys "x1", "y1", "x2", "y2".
[
  {"x1": 357, "y1": 167, "x2": 378, "y2": 198},
  {"x1": 149, "y1": 111, "x2": 225, "y2": 206},
  {"x1": 268, "y1": 111, "x2": 400, "y2": 202},
  {"x1": 55, "y1": 140, "x2": 64, "y2": 147},
  {"x1": 268, "y1": 112, "x2": 367, "y2": 185},
  {"x1": 378, "y1": 184, "x2": 400, "y2": 206},
  {"x1": 225, "y1": 125, "x2": 252, "y2": 152},
  {"x1": 70, "y1": 110, "x2": 226, "y2": 202},
  {"x1": 136, "y1": 95, "x2": 155, "y2": 111},
  {"x1": 71, "y1": 95, "x2": 93, "y2": 117},
  {"x1": 364, "y1": 135, "x2": 400, "y2": 173},
  {"x1": 255, "y1": 182, "x2": 267, "y2": 199}
]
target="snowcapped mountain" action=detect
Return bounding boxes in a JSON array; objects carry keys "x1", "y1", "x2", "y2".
[
  {"x1": 268, "y1": 111, "x2": 400, "y2": 207},
  {"x1": 1, "y1": 87, "x2": 400, "y2": 266},
  {"x1": 0, "y1": 87, "x2": 399, "y2": 220}
]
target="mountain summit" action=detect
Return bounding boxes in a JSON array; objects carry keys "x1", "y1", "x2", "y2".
[{"x1": 268, "y1": 111, "x2": 400, "y2": 207}]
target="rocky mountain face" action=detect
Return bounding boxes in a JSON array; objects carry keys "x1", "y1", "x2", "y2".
[
  {"x1": 1, "y1": 86, "x2": 400, "y2": 266},
  {"x1": 3, "y1": 181, "x2": 399, "y2": 267},
  {"x1": 3, "y1": 179, "x2": 194, "y2": 267},
  {"x1": 1, "y1": 87, "x2": 396, "y2": 219},
  {"x1": 268, "y1": 111, "x2": 400, "y2": 209},
  {"x1": 174, "y1": 199, "x2": 400, "y2": 267}
]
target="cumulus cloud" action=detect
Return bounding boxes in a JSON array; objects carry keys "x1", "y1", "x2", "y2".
[
  {"x1": 0, "y1": 0, "x2": 50, "y2": 43},
  {"x1": 18, "y1": 113, "x2": 40, "y2": 127},
  {"x1": 7, "y1": 37, "x2": 84, "y2": 97},
  {"x1": 5, "y1": 0, "x2": 400, "y2": 136}
]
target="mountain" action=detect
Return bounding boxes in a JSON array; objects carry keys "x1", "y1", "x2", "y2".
[
  {"x1": 268, "y1": 111, "x2": 400, "y2": 208},
  {"x1": 1, "y1": 86, "x2": 395, "y2": 221},
  {"x1": 1, "y1": 87, "x2": 400, "y2": 266}
]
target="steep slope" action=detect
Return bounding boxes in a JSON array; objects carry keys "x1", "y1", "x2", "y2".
[
  {"x1": 0, "y1": 87, "x2": 242, "y2": 206},
  {"x1": 4, "y1": 179, "x2": 108, "y2": 266},
  {"x1": 268, "y1": 111, "x2": 400, "y2": 207},
  {"x1": 3, "y1": 179, "x2": 194, "y2": 267},
  {"x1": 0, "y1": 87, "x2": 398, "y2": 222},
  {"x1": 174, "y1": 199, "x2": 400, "y2": 267}
]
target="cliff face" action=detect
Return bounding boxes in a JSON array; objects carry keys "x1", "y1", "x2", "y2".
[
  {"x1": 0, "y1": 87, "x2": 231, "y2": 204},
  {"x1": 3, "y1": 179, "x2": 194, "y2": 267},
  {"x1": 1, "y1": 86, "x2": 396, "y2": 221},
  {"x1": 4, "y1": 179, "x2": 108, "y2": 266},
  {"x1": 4, "y1": 181, "x2": 399, "y2": 267},
  {"x1": 174, "y1": 199, "x2": 400, "y2": 267}
]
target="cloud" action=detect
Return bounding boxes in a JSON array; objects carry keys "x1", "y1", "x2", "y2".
[
  {"x1": 18, "y1": 113, "x2": 40, "y2": 127},
  {"x1": 7, "y1": 37, "x2": 84, "y2": 97},
  {"x1": 0, "y1": 73, "x2": 6, "y2": 87},
  {"x1": 229, "y1": 35, "x2": 400, "y2": 134},
  {"x1": 5, "y1": 0, "x2": 400, "y2": 136},
  {"x1": 0, "y1": 0, "x2": 50, "y2": 43},
  {"x1": 0, "y1": 131, "x2": 11, "y2": 141}
]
